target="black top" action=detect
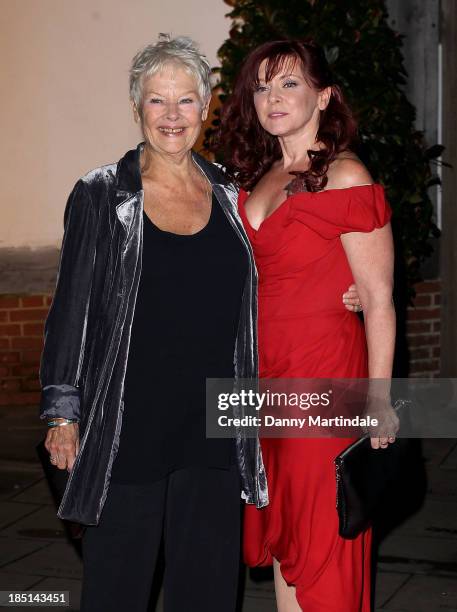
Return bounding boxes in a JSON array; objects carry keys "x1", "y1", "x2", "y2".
[{"x1": 111, "y1": 193, "x2": 248, "y2": 483}]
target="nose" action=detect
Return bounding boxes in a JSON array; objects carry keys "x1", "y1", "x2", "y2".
[
  {"x1": 165, "y1": 101, "x2": 179, "y2": 120},
  {"x1": 267, "y1": 86, "x2": 281, "y2": 104}
]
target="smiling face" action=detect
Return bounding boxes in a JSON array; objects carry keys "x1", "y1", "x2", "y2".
[
  {"x1": 253, "y1": 56, "x2": 331, "y2": 140},
  {"x1": 135, "y1": 62, "x2": 209, "y2": 157}
]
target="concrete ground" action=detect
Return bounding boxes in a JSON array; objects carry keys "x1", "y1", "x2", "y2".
[{"x1": 0, "y1": 405, "x2": 456, "y2": 611}]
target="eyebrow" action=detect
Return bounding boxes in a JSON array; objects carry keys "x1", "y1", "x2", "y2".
[
  {"x1": 279, "y1": 73, "x2": 302, "y2": 80},
  {"x1": 144, "y1": 89, "x2": 198, "y2": 97},
  {"x1": 258, "y1": 73, "x2": 303, "y2": 83}
]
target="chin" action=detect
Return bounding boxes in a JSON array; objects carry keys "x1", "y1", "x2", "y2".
[
  {"x1": 155, "y1": 141, "x2": 191, "y2": 155},
  {"x1": 261, "y1": 120, "x2": 292, "y2": 137},
  {"x1": 266, "y1": 122, "x2": 306, "y2": 139},
  {"x1": 264, "y1": 126, "x2": 292, "y2": 137}
]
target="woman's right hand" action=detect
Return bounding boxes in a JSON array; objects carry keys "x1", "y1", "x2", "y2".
[{"x1": 45, "y1": 422, "x2": 80, "y2": 471}]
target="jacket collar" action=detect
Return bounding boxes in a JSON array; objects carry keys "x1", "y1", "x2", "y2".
[
  {"x1": 113, "y1": 143, "x2": 236, "y2": 233},
  {"x1": 191, "y1": 150, "x2": 232, "y2": 188},
  {"x1": 115, "y1": 143, "x2": 143, "y2": 196}
]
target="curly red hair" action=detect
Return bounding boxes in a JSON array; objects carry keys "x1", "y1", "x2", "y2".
[{"x1": 215, "y1": 40, "x2": 357, "y2": 192}]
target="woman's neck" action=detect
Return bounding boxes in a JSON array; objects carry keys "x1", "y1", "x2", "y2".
[
  {"x1": 140, "y1": 145, "x2": 195, "y2": 183},
  {"x1": 277, "y1": 124, "x2": 320, "y2": 171}
]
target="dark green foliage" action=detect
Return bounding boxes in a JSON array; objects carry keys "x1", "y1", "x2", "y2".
[{"x1": 205, "y1": 0, "x2": 441, "y2": 291}]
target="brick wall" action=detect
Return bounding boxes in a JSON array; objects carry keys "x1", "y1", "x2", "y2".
[
  {"x1": 0, "y1": 295, "x2": 51, "y2": 406},
  {"x1": 0, "y1": 279, "x2": 443, "y2": 405},
  {"x1": 406, "y1": 279, "x2": 441, "y2": 377}
]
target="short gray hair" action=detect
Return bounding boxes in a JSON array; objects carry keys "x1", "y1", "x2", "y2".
[{"x1": 129, "y1": 34, "x2": 212, "y2": 111}]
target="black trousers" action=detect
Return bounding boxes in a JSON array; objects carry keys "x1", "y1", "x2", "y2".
[{"x1": 80, "y1": 464, "x2": 242, "y2": 612}]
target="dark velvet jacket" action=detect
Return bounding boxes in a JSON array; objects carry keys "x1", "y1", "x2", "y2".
[{"x1": 39, "y1": 144, "x2": 268, "y2": 525}]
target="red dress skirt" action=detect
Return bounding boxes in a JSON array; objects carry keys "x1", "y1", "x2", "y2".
[{"x1": 238, "y1": 185, "x2": 392, "y2": 611}]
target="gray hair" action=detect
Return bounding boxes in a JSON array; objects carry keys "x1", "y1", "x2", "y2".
[{"x1": 129, "y1": 34, "x2": 212, "y2": 111}]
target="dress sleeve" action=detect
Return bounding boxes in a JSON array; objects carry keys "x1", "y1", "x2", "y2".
[{"x1": 287, "y1": 184, "x2": 392, "y2": 240}]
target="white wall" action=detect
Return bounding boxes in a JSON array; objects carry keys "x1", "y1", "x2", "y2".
[{"x1": 0, "y1": 0, "x2": 230, "y2": 248}]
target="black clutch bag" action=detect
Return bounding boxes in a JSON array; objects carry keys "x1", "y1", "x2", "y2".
[
  {"x1": 334, "y1": 435, "x2": 411, "y2": 539},
  {"x1": 36, "y1": 439, "x2": 85, "y2": 539}
]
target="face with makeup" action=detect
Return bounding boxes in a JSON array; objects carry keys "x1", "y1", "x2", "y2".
[
  {"x1": 253, "y1": 57, "x2": 331, "y2": 139},
  {"x1": 134, "y1": 62, "x2": 209, "y2": 157}
]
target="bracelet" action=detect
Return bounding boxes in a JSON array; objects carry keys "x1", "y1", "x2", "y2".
[{"x1": 47, "y1": 418, "x2": 78, "y2": 428}]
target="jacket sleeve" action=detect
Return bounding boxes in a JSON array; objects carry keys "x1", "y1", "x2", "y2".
[{"x1": 39, "y1": 179, "x2": 98, "y2": 421}]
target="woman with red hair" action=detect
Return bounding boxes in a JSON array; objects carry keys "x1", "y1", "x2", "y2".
[{"x1": 218, "y1": 40, "x2": 397, "y2": 611}]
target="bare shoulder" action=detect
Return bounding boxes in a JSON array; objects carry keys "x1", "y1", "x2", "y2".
[{"x1": 326, "y1": 153, "x2": 373, "y2": 190}]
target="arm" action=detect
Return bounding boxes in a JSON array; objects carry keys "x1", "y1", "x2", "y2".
[
  {"x1": 40, "y1": 179, "x2": 98, "y2": 469},
  {"x1": 341, "y1": 224, "x2": 398, "y2": 447},
  {"x1": 330, "y1": 158, "x2": 395, "y2": 373},
  {"x1": 341, "y1": 224, "x2": 395, "y2": 377},
  {"x1": 329, "y1": 159, "x2": 376, "y2": 311}
]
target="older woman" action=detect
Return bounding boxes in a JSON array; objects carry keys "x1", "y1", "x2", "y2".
[{"x1": 40, "y1": 36, "x2": 362, "y2": 612}]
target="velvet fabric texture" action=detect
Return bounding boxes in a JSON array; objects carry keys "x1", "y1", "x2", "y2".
[{"x1": 39, "y1": 144, "x2": 268, "y2": 524}]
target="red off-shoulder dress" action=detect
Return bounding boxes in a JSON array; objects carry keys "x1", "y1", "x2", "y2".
[{"x1": 238, "y1": 184, "x2": 392, "y2": 612}]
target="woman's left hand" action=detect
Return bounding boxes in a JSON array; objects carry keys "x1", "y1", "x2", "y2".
[
  {"x1": 365, "y1": 396, "x2": 400, "y2": 449},
  {"x1": 371, "y1": 433, "x2": 397, "y2": 449},
  {"x1": 343, "y1": 284, "x2": 362, "y2": 312}
]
